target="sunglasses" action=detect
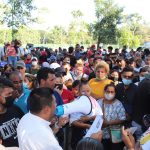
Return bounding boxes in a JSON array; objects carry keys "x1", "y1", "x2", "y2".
[{"x1": 17, "y1": 66, "x2": 24, "y2": 70}]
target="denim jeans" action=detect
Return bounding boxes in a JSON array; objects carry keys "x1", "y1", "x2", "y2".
[{"x1": 8, "y1": 56, "x2": 17, "y2": 67}]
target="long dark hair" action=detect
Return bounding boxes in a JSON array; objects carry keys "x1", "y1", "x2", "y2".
[{"x1": 76, "y1": 137, "x2": 104, "y2": 150}]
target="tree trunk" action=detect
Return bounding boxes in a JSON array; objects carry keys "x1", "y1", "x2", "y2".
[{"x1": 97, "y1": 35, "x2": 100, "y2": 50}]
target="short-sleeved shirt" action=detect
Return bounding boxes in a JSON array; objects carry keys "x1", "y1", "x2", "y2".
[
  {"x1": 0, "y1": 106, "x2": 24, "y2": 147},
  {"x1": 89, "y1": 78, "x2": 113, "y2": 99},
  {"x1": 97, "y1": 99, "x2": 126, "y2": 139}
]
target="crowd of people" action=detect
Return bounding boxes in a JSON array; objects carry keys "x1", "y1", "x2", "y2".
[{"x1": 0, "y1": 41, "x2": 150, "y2": 150}]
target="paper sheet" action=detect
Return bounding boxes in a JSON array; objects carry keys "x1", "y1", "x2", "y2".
[{"x1": 85, "y1": 115, "x2": 103, "y2": 137}]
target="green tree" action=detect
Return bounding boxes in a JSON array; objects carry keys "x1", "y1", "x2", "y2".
[
  {"x1": 49, "y1": 26, "x2": 67, "y2": 44},
  {"x1": 16, "y1": 26, "x2": 40, "y2": 44},
  {"x1": 118, "y1": 13, "x2": 143, "y2": 48},
  {"x1": 2, "y1": 0, "x2": 36, "y2": 39},
  {"x1": 118, "y1": 27, "x2": 141, "y2": 48},
  {"x1": 92, "y1": 0, "x2": 123, "y2": 48},
  {"x1": 67, "y1": 10, "x2": 94, "y2": 45}
]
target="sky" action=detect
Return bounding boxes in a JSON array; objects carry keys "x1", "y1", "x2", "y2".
[
  {"x1": 32, "y1": 0, "x2": 150, "y2": 29},
  {"x1": 0, "y1": 0, "x2": 150, "y2": 28}
]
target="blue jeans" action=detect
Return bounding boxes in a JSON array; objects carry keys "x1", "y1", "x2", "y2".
[{"x1": 8, "y1": 56, "x2": 17, "y2": 67}]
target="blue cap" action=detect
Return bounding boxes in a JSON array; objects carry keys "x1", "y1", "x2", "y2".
[{"x1": 47, "y1": 55, "x2": 56, "y2": 62}]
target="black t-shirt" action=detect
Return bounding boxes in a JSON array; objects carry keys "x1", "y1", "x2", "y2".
[{"x1": 0, "y1": 105, "x2": 24, "y2": 147}]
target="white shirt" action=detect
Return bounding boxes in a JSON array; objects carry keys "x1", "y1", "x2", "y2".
[
  {"x1": 17, "y1": 113, "x2": 62, "y2": 150},
  {"x1": 0, "y1": 144, "x2": 19, "y2": 150}
]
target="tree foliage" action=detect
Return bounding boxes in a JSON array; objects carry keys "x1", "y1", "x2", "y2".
[
  {"x1": 118, "y1": 13, "x2": 143, "y2": 48},
  {"x1": 2, "y1": 0, "x2": 36, "y2": 39},
  {"x1": 92, "y1": 0, "x2": 123, "y2": 47}
]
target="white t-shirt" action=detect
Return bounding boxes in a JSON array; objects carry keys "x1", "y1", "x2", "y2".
[{"x1": 17, "y1": 113, "x2": 62, "y2": 150}]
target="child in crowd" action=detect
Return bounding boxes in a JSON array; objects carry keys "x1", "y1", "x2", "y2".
[{"x1": 70, "y1": 80, "x2": 102, "y2": 150}]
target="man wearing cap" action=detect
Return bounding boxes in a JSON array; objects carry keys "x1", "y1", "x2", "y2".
[
  {"x1": 16, "y1": 60, "x2": 26, "y2": 82},
  {"x1": 48, "y1": 55, "x2": 60, "y2": 69}
]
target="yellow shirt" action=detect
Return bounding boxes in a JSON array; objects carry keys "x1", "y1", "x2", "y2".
[{"x1": 89, "y1": 78, "x2": 113, "y2": 99}]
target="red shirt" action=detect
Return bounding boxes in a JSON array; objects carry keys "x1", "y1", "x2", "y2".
[
  {"x1": 61, "y1": 89, "x2": 74, "y2": 104},
  {"x1": 7, "y1": 46, "x2": 16, "y2": 56}
]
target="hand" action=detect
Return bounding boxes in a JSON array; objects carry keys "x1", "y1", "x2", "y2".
[
  {"x1": 122, "y1": 126, "x2": 135, "y2": 149},
  {"x1": 11, "y1": 90, "x2": 20, "y2": 99},
  {"x1": 58, "y1": 116, "x2": 69, "y2": 127},
  {"x1": 79, "y1": 116, "x2": 90, "y2": 122},
  {"x1": 91, "y1": 131, "x2": 103, "y2": 142},
  {"x1": 51, "y1": 124, "x2": 60, "y2": 134},
  {"x1": 50, "y1": 116, "x2": 58, "y2": 126},
  {"x1": 54, "y1": 87, "x2": 63, "y2": 95},
  {"x1": 102, "y1": 119, "x2": 109, "y2": 128}
]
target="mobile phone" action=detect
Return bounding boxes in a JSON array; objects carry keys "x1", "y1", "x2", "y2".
[{"x1": 55, "y1": 84, "x2": 63, "y2": 90}]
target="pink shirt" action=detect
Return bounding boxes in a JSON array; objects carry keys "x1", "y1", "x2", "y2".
[{"x1": 7, "y1": 46, "x2": 16, "y2": 56}]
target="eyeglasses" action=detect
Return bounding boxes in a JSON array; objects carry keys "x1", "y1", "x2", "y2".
[{"x1": 17, "y1": 67, "x2": 24, "y2": 70}]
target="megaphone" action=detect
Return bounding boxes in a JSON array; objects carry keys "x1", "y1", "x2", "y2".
[{"x1": 56, "y1": 95, "x2": 92, "y2": 116}]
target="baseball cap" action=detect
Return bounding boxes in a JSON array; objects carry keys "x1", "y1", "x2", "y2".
[
  {"x1": 47, "y1": 55, "x2": 57, "y2": 62},
  {"x1": 16, "y1": 61, "x2": 25, "y2": 68},
  {"x1": 42, "y1": 62, "x2": 50, "y2": 68},
  {"x1": 49, "y1": 63, "x2": 60, "y2": 69}
]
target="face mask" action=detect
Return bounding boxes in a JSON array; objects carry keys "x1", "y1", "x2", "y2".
[
  {"x1": 104, "y1": 93, "x2": 115, "y2": 100},
  {"x1": 110, "y1": 76, "x2": 118, "y2": 82},
  {"x1": 122, "y1": 78, "x2": 132, "y2": 85},
  {"x1": 32, "y1": 61, "x2": 38, "y2": 66},
  {"x1": 96, "y1": 76, "x2": 106, "y2": 81},
  {"x1": 139, "y1": 76, "x2": 145, "y2": 82}
]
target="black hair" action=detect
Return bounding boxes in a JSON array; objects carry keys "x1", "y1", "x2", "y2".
[
  {"x1": 108, "y1": 46, "x2": 113, "y2": 50},
  {"x1": 68, "y1": 46, "x2": 74, "y2": 54},
  {"x1": 72, "y1": 80, "x2": 80, "y2": 88},
  {"x1": 76, "y1": 137, "x2": 104, "y2": 150},
  {"x1": 79, "y1": 79, "x2": 89, "y2": 91},
  {"x1": 37, "y1": 68, "x2": 55, "y2": 84},
  {"x1": 139, "y1": 66, "x2": 150, "y2": 73},
  {"x1": 4, "y1": 64, "x2": 14, "y2": 72},
  {"x1": 28, "y1": 87, "x2": 54, "y2": 114},
  {"x1": 0, "y1": 77, "x2": 14, "y2": 89},
  {"x1": 122, "y1": 66, "x2": 134, "y2": 74},
  {"x1": 104, "y1": 83, "x2": 116, "y2": 92},
  {"x1": 93, "y1": 57, "x2": 102, "y2": 63}
]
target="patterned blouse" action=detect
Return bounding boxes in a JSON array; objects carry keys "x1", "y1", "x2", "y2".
[{"x1": 97, "y1": 99, "x2": 126, "y2": 139}]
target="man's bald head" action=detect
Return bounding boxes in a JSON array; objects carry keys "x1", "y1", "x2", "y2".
[
  {"x1": 9, "y1": 71, "x2": 23, "y2": 94},
  {"x1": 9, "y1": 71, "x2": 23, "y2": 81}
]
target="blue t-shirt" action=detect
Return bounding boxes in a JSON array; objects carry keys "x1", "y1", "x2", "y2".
[{"x1": 14, "y1": 87, "x2": 31, "y2": 114}]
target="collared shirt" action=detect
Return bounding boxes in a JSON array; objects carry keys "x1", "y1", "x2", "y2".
[{"x1": 17, "y1": 113, "x2": 62, "y2": 150}]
